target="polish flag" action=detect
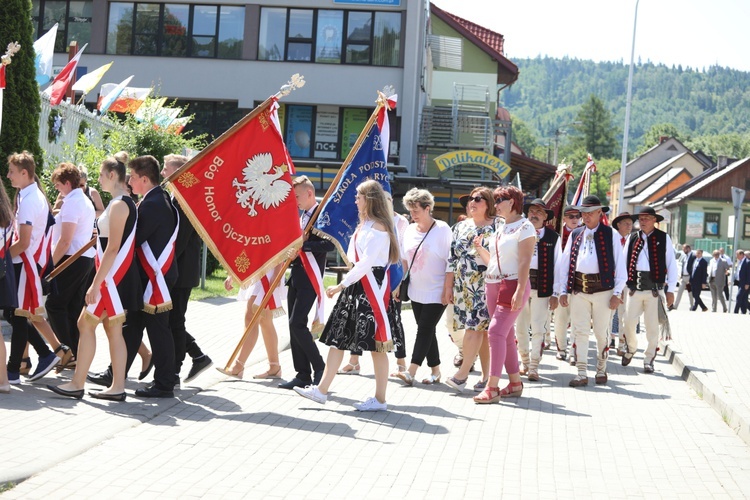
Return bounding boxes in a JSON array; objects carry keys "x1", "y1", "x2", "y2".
[{"x1": 43, "y1": 43, "x2": 87, "y2": 106}]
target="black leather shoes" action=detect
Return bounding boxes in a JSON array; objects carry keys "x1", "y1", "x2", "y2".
[
  {"x1": 135, "y1": 385, "x2": 174, "y2": 398},
  {"x1": 87, "y1": 370, "x2": 113, "y2": 387},
  {"x1": 313, "y1": 369, "x2": 324, "y2": 385},
  {"x1": 185, "y1": 355, "x2": 214, "y2": 383},
  {"x1": 278, "y1": 378, "x2": 309, "y2": 390},
  {"x1": 47, "y1": 385, "x2": 84, "y2": 399},
  {"x1": 89, "y1": 390, "x2": 127, "y2": 402},
  {"x1": 621, "y1": 353, "x2": 633, "y2": 367}
]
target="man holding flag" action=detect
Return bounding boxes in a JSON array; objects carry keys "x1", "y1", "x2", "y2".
[{"x1": 277, "y1": 176, "x2": 334, "y2": 390}]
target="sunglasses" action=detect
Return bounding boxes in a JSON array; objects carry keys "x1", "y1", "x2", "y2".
[
  {"x1": 565, "y1": 214, "x2": 581, "y2": 219},
  {"x1": 468, "y1": 195, "x2": 486, "y2": 203},
  {"x1": 494, "y1": 197, "x2": 507, "y2": 205}
]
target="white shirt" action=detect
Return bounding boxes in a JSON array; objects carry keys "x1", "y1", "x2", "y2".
[
  {"x1": 630, "y1": 231, "x2": 679, "y2": 292},
  {"x1": 557, "y1": 223, "x2": 627, "y2": 296},
  {"x1": 394, "y1": 213, "x2": 409, "y2": 260},
  {"x1": 54, "y1": 188, "x2": 96, "y2": 258},
  {"x1": 300, "y1": 204, "x2": 317, "y2": 230},
  {"x1": 736, "y1": 257, "x2": 745, "y2": 280},
  {"x1": 486, "y1": 218, "x2": 536, "y2": 284},
  {"x1": 681, "y1": 251, "x2": 693, "y2": 275},
  {"x1": 13, "y1": 182, "x2": 50, "y2": 264},
  {"x1": 708, "y1": 258, "x2": 720, "y2": 278},
  {"x1": 530, "y1": 227, "x2": 563, "y2": 275},
  {"x1": 402, "y1": 220, "x2": 451, "y2": 304},
  {"x1": 341, "y1": 220, "x2": 391, "y2": 287}
]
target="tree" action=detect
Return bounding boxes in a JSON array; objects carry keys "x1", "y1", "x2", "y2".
[
  {"x1": 510, "y1": 115, "x2": 538, "y2": 157},
  {"x1": 0, "y1": 0, "x2": 42, "y2": 176},
  {"x1": 637, "y1": 123, "x2": 683, "y2": 154},
  {"x1": 571, "y1": 94, "x2": 619, "y2": 160}
]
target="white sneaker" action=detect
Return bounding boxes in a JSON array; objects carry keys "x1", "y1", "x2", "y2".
[
  {"x1": 294, "y1": 385, "x2": 327, "y2": 404},
  {"x1": 353, "y1": 397, "x2": 387, "y2": 412}
]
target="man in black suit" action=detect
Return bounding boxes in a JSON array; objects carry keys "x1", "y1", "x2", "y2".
[
  {"x1": 690, "y1": 249, "x2": 708, "y2": 312},
  {"x1": 162, "y1": 154, "x2": 212, "y2": 383},
  {"x1": 127, "y1": 155, "x2": 178, "y2": 397},
  {"x1": 736, "y1": 250, "x2": 750, "y2": 314},
  {"x1": 279, "y1": 176, "x2": 334, "y2": 390}
]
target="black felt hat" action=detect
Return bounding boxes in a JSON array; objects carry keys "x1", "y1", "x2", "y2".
[{"x1": 523, "y1": 198, "x2": 554, "y2": 221}]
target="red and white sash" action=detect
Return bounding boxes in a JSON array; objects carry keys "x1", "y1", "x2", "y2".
[
  {"x1": 136, "y1": 211, "x2": 179, "y2": 314},
  {"x1": 15, "y1": 216, "x2": 54, "y2": 319},
  {"x1": 85, "y1": 222, "x2": 137, "y2": 323},
  {"x1": 353, "y1": 230, "x2": 392, "y2": 352},
  {"x1": 299, "y1": 250, "x2": 325, "y2": 327}
]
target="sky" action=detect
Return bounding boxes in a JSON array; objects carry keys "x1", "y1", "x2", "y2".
[{"x1": 432, "y1": 0, "x2": 750, "y2": 72}]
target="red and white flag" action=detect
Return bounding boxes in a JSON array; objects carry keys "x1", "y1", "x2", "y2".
[
  {"x1": 44, "y1": 43, "x2": 87, "y2": 106},
  {"x1": 0, "y1": 65, "x2": 5, "y2": 137},
  {"x1": 168, "y1": 97, "x2": 302, "y2": 286}
]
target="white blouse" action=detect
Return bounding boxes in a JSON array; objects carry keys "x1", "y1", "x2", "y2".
[
  {"x1": 402, "y1": 220, "x2": 452, "y2": 304},
  {"x1": 486, "y1": 218, "x2": 536, "y2": 283},
  {"x1": 341, "y1": 220, "x2": 391, "y2": 287}
]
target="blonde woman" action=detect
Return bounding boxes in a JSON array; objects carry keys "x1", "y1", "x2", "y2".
[{"x1": 295, "y1": 180, "x2": 404, "y2": 411}]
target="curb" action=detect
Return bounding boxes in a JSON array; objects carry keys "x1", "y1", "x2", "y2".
[{"x1": 661, "y1": 340, "x2": 750, "y2": 447}]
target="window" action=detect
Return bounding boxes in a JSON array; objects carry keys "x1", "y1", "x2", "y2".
[
  {"x1": 704, "y1": 213, "x2": 720, "y2": 236},
  {"x1": 175, "y1": 99, "x2": 249, "y2": 139},
  {"x1": 106, "y1": 2, "x2": 245, "y2": 59},
  {"x1": 32, "y1": 0, "x2": 93, "y2": 52},
  {"x1": 259, "y1": 7, "x2": 402, "y2": 67},
  {"x1": 743, "y1": 215, "x2": 750, "y2": 239},
  {"x1": 286, "y1": 105, "x2": 314, "y2": 158}
]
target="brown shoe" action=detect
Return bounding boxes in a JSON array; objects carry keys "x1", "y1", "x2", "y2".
[
  {"x1": 527, "y1": 369, "x2": 539, "y2": 382},
  {"x1": 569, "y1": 375, "x2": 589, "y2": 387},
  {"x1": 622, "y1": 353, "x2": 633, "y2": 367},
  {"x1": 595, "y1": 372, "x2": 608, "y2": 384}
]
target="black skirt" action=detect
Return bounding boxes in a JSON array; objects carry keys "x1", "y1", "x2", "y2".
[{"x1": 320, "y1": 268, "x2": 405, "y2": 354}]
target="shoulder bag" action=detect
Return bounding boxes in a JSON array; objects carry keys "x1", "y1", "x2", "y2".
[{"x1": 399, "y1": 221, "x2": 436, "y2": 302}]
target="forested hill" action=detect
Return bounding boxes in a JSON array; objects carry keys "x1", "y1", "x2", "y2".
[{"x1": 500, "y1": 57, "x2": 750, "y2": 153}]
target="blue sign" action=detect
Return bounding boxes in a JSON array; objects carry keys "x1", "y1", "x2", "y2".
[{"x1": 333, "y1": 0, "x2": 401, "y2": 5}]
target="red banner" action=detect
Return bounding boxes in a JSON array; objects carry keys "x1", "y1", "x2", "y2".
[
  {"x1": 544, "y1": 178, "x2": 567, "y2": 234},
  {"x1": 169, "y1": 99, "x2": 302, "y2": 286}
]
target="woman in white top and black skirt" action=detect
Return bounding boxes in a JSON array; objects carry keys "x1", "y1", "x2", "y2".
[
  {"x1": 47, "y1": 153, "x2": 142, "y2": 401},
  {"x1": 295, "y1": 180, "x2": 404, "y2": 411}
]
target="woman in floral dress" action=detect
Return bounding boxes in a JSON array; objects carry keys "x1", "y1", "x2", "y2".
[{"x1": 443, "y1": 186, "x2": 497, "y2": 392}]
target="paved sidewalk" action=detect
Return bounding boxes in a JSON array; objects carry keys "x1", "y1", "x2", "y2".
[{"x1": 2, "y1": 294, "x2": 750, "y2": 498}]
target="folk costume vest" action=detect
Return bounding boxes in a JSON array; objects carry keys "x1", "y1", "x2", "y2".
[
  {"x1": 15, "y1": 211, "x2": 54, "y2": 319},
  {"x1": 85, "y1": 198, "x2": 138, "y2": 324},
  {"x1": 566, "y1": 224, "x2": 616, "y2": 294},
  {"x1": 353, "y1": 227, "x2": 393, "y2": 353},
  {"x1": 136, "y1": 192, "x2": 179, "y2": 314},
  {"x1": 626, "y1": 229, "x2": 668, "y2": 287},
  {"x1": 561, "y1": 225, "x2": 573, "y2": 250},
  {"x1": 534, "y1": 229, "x2": 559, "y2": 298}
]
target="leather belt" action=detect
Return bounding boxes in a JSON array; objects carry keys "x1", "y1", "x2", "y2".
[
  {"x1": 628, "y1": 270, "x2": 664, "y2": 297},
  {"x1": 573, "y1": 272, "x2": 605, "y2": 294}
]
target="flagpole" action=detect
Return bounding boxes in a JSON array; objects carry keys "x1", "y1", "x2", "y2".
[{"x1": 220, "y1": 90, "x2": 393, "y2": 371}]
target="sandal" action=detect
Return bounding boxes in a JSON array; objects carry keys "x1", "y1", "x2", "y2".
[
  {"x1": 253, "y1": 362, "x2": 282, "y2": 379},
  {"x1": 473, "y1": 386, "x2": 502, "y2": 404},
  {"x1": 54, "y1": 345, "x2": 74, "y2": 373},
  {"x1": 499, "y1": 381, "x2": 524, "y2": 398},
  {"x1": 56, "y1": 355, "x2": 77, "y2": 374},
  {"x1": 338, "y1": 363, "x2": 360, "y2": 375},
  {"x1": 19, "y1": 357, "x2": 32, "y2": 376},
  {"x1": 216, "y1": 359, "x2": 244, "y2": 379},
  {"x1": 390, "y1": 364, "x2": 406, "y2": 377},
  {"x1": 396, "y1": 371, "x2": 415, "y2": 386},
  {"x1": 422, "y1": 373, "x2": 441, "y2": 385}
]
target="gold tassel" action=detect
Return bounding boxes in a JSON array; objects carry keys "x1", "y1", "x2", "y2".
[
  {"x1": 155, "y1": 301, "x2": 173, "y2": 313},
  {"x1": 310, "y1": 320, "x2": 325, "y2": 338},
  {"x1": 375, "y1": 340, "x2": 393, "y2": 353},
  {"x1": 13, "y1": 308, "x2": 31, "y2": 318},
  {"x1": 142, "y1": 303, "x2": 157, "y2": 314},
  {"x1": 271, "y1": 306, "x2": 286, "y2": 319}
]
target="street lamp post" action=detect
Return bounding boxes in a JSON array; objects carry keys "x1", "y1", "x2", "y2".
[{"x1": 618, "y1": 0, "x2": 640, "y2": 215}]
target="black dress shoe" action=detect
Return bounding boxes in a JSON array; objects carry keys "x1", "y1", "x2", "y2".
[
  {"x1": 313, "y1": 369, "x2": 324, "y2": 385},
  {"x1": 278, "y1": 377, "x2": 309, "y2": 390},
  {"x1": 87, "y1": 370, "x2": 113, "y2": 387},
  {"x1": 135, "y1": 385, "x2": 174, "y2": 398},
  {"x1": 89, "y1": 390, "x2": 127, "y2": 402},
  {"x1": 184, "y1": 355, "x2": 214, "y2": 383},
  {"x1": 47, "y1": 385, "x2": 84, "y2": 399}
]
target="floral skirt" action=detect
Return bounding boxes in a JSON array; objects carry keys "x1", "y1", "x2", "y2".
[{"x1": 320, "y1": 269, "x2": 405, "y2": 354}]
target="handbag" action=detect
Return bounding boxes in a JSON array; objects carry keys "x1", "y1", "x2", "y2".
[
  {"x1": 399, "y1": 220, "x2": 436, "y2": 302},
  {"x1": 494, "y1": 231, "x2": 517, "y2": 307}
]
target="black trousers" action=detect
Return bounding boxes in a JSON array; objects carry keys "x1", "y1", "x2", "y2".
[
  {"x1": 287, "y1": 284, "x2": 325, "y2": 383},
  {"x1": 350, "y1": 298, "x2": 407, "y2": 359},
  {"x1": 7, "y1": 263, "x2": 52, "y2": 372},
  {"x1": 690, "y1": 287, "x2": 706, "y2": 311},
  {"x1": 46, "y1": 256, "x2": 94, "y2": 356},
  {"x1": 410, "y1": 301, "x2": 446, "y2": 368},
  {"x1": 735, "y1": 287, "x2": 749, "y2": 314},
  {"x1": 123, "y1": 309, "x2": 175, "y2": 391},
  {"x1": 170, "y1": 286, "x2": 191, "y2": 373}
]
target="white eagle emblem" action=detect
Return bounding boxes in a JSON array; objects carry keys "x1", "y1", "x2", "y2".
[{"x1": 232, "y1": 153, "x2": 291, "y2": 217}]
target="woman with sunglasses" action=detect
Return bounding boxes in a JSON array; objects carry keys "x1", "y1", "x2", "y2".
[
  {"x1": 472, "y1": 185, "x2": 535, "y2": 403},
  {"x1": 444, "y1": 187, "x2": 497, "y2": 392}
]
